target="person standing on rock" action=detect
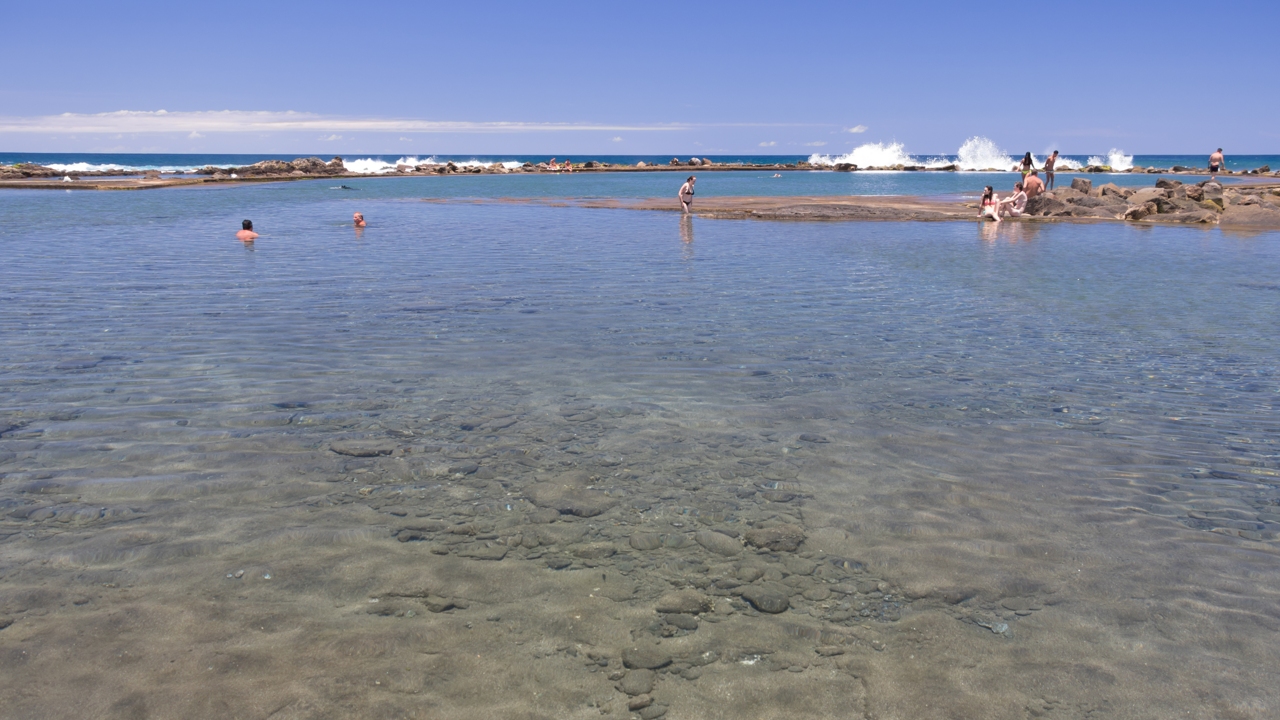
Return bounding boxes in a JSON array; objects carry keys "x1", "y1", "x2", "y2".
[
  {"x1": 679, "y1": 176, "x2": 696, "y2": 214},
  {"x1": 1209, "y1": 148, "x2": 1224, "y2": 179},
  {"x1": 236, "y1": 219, "x2": 258, "y2": 242},
  {"x1": 1044, "y1": 151, "x2": 1059, "y2": 189},
  {"x1": 1023, "y1": 171, "x2": 1045, "y2": 198},
  {"x1": 1018, "y1": 152, "x2": 1034, "y2": 180}
]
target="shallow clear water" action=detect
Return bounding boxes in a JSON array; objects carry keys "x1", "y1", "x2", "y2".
[{"x1": 1, "y1": 182, "x2": 1278, "y2": 719}]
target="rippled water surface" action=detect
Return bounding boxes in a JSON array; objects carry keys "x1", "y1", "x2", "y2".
[{"x1": 1, "y1": 183, "x2": 1278, "y2": 719}]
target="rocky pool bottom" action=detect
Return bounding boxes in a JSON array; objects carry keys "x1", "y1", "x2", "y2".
[{"x1": 0, "y1": 203, "x2": 1278, "y2": 719}]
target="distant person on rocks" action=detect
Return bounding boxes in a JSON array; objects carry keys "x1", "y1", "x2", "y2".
[
  {"x1": 1023, "y1": 171, "x2": 1045, "y2": 198},
  {"x1": 980, "y1": 186, "x2": 1001, "y2": 222},
  {"x1": 1209, "y1": 148, "x2": 1224, "y2": 179},
  {"x1": 999, "y1": 182, "x2": 1027, "y2": 217},
  {"x1": 679, "y1": 176, "x2": 696, "y2": 213},
  {"x1": 564, "y1": 159, "x2": 573, "y2": 173},
  {"x1": 236, "y1": 219, "x2": 258, "y2": 242},
  {"x1": 1044, "y1": 150, "x2": 1059, "y2": 189},
  {"x1": 1018, "y1": 152, "x2": 1034, "y2": 179},
  {"x1": 548, "y1": 158, "x2": 559, "y2": 171},
  {"x1": 353, "y1": 212, "x2": 366, "y2": 227}
]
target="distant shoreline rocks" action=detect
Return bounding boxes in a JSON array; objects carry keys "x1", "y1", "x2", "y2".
[{"x1": 2, "y1": 156, "x2": 1276, "y2": 182}]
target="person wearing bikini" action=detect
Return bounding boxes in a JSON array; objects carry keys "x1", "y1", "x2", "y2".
[
  {"x1": 980, "y1": 185, "x2": 1001, "y2": 222},
  {"x1": 679, "y1": 176, "x2": 696, "y2": 214}
]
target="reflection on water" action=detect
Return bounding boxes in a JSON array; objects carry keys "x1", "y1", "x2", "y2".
[
  {"x1": 1, "y1": 191, "x2": 1278, "y2": 719},
  {"x1": 979, "y1": 219, "x2": 1044, "y2": 243}
]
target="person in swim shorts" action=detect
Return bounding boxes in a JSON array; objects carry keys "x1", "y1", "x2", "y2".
[
  {"x1": 236, "y1": 219, "x2": 258, "y2": 241},
  {"x1": 1023, "y1": 171, "x2": 1045, "y2": 198},
  {"x1": 1209, "y1": 148, "x2": 1224, "y2": 179},
  {"x1": 1044, "y1": 150, "x2": 1059, "y2": 189},
  {"x1": 353, "y1": 212, "x2": 366, "y2": 227},
  {"x1": 679, "y1": 176, "x2": 696, "y2": 213}
]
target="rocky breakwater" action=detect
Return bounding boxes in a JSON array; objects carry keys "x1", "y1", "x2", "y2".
[
  {"x1": 0, "y1": 163, "x2": 66, "y2": 179},
  {"x1": 1021, "y1": 177, "x2": 1280, "y2": 228},
  {"x1": 195, "y1": 156, "x2": 346, "y2": 178}
]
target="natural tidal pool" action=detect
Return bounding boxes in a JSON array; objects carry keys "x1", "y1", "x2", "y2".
[{"x1": 1, "y1": 182, "x2": 1279, "y2": 719}]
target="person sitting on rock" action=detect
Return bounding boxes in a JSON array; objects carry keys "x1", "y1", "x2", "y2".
[
  {"x1": 980, "y1": 186, "x2": 1001, "y2": 222},
  {"x1": 353, "y1": 212, "x2": 366, "y2": 227},
  {"x1": 1023, "y1": 171, "x2": 1045, "y2": 198},
  {"x1": 236, "y1": 219, "x2": 258, "y2": 242},
  {"x1": 564, "y1": 159, "x2": 572, "y2": 173},
  {"x1": 1044, "y1": 151, "x2": 1059, "y2": 189},
  {"x1": 999, "y1": 182, "x2": 1028, "y2": 217},
  {"x1": 548, "y1": 158, "x2": 559, "y2": 171}
]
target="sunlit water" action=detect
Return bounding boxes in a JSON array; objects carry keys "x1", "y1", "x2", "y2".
[{"x1": 1, "y1": 179, "x2": 1278, "y2": 719}]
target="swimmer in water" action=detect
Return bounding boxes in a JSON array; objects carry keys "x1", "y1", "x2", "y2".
[
  {"x1": 353, "y1": 212, "x2": 366, "y2": 227},
  {"x1": 236, "y1": 219, "x2": 258, "y2": 241}
]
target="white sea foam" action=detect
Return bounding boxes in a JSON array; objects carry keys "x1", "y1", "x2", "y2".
[
  {"x1": 1086, "y1": 149, "x2": 1133, "y2": 171},
  {"x1": 1054, "y1": 158, "x2": 1083, "y2": 170},
  {"x1": 808, "y1": 142, "x2": 917, "y2": 168},
  {"x1": 954, "y1": 137, "x2": 1015, "y2": 171},
  {"x1": 344, "y1": 156, "x2": 520, "y2": 174},
  {"x1": 45, "y1": 162, "x2": 200, "y2": 173}
]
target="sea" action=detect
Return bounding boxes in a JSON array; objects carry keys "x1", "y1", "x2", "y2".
[{"x1": 0, "y1": 162, "x2": 1278, "y2": 718}]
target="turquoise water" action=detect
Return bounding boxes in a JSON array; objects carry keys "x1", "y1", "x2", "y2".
[{"x1": 1, "y1": 179, "x2": 1279, "y2": 718}]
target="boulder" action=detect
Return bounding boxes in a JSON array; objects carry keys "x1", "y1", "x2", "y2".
[
  {"x1": 1257, "y1": 165, "x2": 1271, "y2": 173},
  {"x1": 622, "y1": 646, "x2": 672, "y2": 670},
  {"x1": 583, "y1": 160, "x2": 599, "y2": 169},
  {"x1": 1171, "y1": 166, "x2": 1193, "y2": 172},
  {"x1": 1084, "y1": 165, "x2": 1110, "y2": 173},
  {"x1": 1183, "y1": 185, "x2": 1205, "y2": 201},
  {"x1": 1070, "y1": 177, "x2": 1092, "y2": 194},
  {"x1": 1127, "y1": 188, "x2": 1168, "y2": 205},
  {"x1": 670, "y1": 158, "x2": 681, "y2": 166},
  {"x1": 245, "y1": 159, "x2": 292, "y2": 175},
  {"x1": 1095, "y1": 182, "x2": 1131, "y2": 199},
  {"x1": 700, "y1": 157, "x2": 714, "y2": 166},
  {"x1": 1144, "y1": 210, "x2": 1219, "y2": 224},
  {"x1": 1051, "y1": 187, "x2": 1085, "y2": 201},
  {"x1": 1124, "y1": 203, "x2": 1155, "y2": 221},
  {"x1": 833, "y1": 163, "x2": 857, "y2": 172},
  {"x1": 655, "y1": 591, "x2": 711, "y2": 615},
  {"x1": 636, "y1": 161, "x2": 647, "y2": 167},
  {"x1": 526, "y1": 483, "x2": 616, "y2": 517},
  {"x1": 688, "y1": 158, "x2": 701, "y2": 166},
  {"x1": 744, "y1": 524, "x2": 807, "y2": 552},
  {"x1": 1154, "y1": 178, "x2": 1183, "y2": 190},
  {"x1": 1220, "y1": 203, "x2": 1280, "y2": 228},
  {"x1": 1200, "y1": 181, "x2": 1223, "y2": 195},
  {"x1": 1025, "y1": 195, "x2": 1067, "y2": 216},
  {"x1": 740, "y1": 584, "x2": 791, "y2": 614},
  {"x1": 289, "y1": 157, "x2": 329, "y2": 174},
  {"x1": 933, "y1": 164, "x2": 959, "y2": 171},
  {"x1": 693, "y1": 530, "x2": 742, "y2": 557}
]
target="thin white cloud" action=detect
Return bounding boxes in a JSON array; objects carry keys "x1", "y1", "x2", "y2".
[
  {"x1": 805, "y1": 141, "x2": 827, "y2": 147},
  {"x1": 320, "y1": 134, "x2": 342, "y2": 141},
  {"x1": 611, "y1": 136, "x2": 623, "y2": 142},
  {"x1": 187, "y1": 131, "x2": 204, "y2": 139},
  {"x1": 846, "y1": 125, "x2": 868, "y2": 134},
  {"x1": 759, "y1": 141, "x2": 777, "y2": 147},
  {"x1": 0, "y1": 110, "x2": 701, "y2": 134},
  {"x1": 399, "y1": 136, "x2": 412, "y2": 141},
  {"x1": 0, "y1": 110, "x2": 829, "y2": 135}
]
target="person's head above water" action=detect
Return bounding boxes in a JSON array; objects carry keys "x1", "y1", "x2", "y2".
[
  {"x1": 353, "y1": 212, "x2": 366, "y2": 227},
  {"x1": 242, "y1": 219, "x2": 253, "y2": 230}
]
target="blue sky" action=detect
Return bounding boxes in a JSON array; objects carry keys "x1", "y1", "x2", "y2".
[{"x1": 2, "y1": 0, "x2": 1276, "y2": 156}]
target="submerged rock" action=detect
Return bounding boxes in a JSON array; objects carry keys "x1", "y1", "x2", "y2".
[{"x1": 744, "y1": 524, "x2": 807, "y2": 552}]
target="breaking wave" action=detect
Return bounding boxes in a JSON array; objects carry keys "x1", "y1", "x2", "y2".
[
  {"x1": 954, "y1": 137, "x2": 1015, "y2": 171},
  {"x1": 344, "y1": 156, "x2": 522, "y2": 174},
  {"x1": 45, "y1": 162, "x2": 201, "y2": 173},
  {"x1": 1086, "y1": 149, "x2": 1133, "y2": 171},
  {"x1": 807, "y1": 142, "x2": 916, "y2": 168}
]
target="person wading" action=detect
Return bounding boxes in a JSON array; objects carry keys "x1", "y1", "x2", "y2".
[{"x1": 679, "y1": 176, "x2": 696, "y2": 214}]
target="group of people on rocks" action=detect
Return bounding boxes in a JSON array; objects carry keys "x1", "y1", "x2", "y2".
[{"x1": 980, "y1": 150, "x2": 1052, "y2": 222}]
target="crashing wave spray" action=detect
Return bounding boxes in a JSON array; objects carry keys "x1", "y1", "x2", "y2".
[
  {"x1": 1086, "y1": 149, "x2": 1133, "y2": 171},
  {"x1": 955, "y1": 137, "x2": 1015, "y2": 171},
  {"x1": 808, "y1": 142, "x2": 917, "y2": 168},
  {"x1": 344, "y1": 156, "x2": 522, "y2": 174}
]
